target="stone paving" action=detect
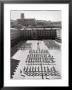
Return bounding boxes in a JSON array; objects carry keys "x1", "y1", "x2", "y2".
[{"x1": 11, "y1": 40, "x2": 61, "y2": 79}]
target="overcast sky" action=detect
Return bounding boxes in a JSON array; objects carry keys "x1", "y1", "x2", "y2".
[{"x1": 11, "y1": 10, "x2": 61, "y2": 22}]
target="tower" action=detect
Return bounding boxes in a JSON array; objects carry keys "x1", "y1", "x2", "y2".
[{"x1": 21, "y1": 13, "x2": 24, "y2": 19}]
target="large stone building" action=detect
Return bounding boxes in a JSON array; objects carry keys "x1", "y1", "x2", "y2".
[{"x1": 11, "y1": 13, "x2": 61, "y2": 47}]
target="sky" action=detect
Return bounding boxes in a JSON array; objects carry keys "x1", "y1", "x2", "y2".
[{"x1": 10, "y1": 10, "x2": 61, "y2": 22}]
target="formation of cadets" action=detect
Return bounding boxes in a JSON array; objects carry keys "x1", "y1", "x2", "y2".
[
  {"x1": 20, "y1": 66, "x2": 60, "y2": 78},
  {"x1": 20, "y1": 42, "x2": 60, "y2": 79},
  {"x1": 26, "y1": 49, "x2": 55, "y2": 65}
]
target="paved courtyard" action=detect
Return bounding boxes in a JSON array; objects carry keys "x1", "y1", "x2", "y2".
[{"x1": 11, "y1": 40, "x2": 61, "y2": 79}]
